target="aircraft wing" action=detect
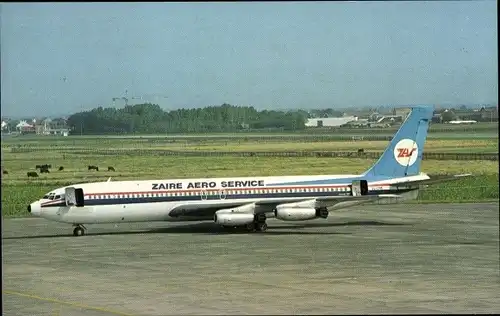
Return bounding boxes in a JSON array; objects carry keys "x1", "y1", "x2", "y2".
[
  {"x1": 168, "y1": 193, "x2": 403, "y2": 219},
  {"x1": 168, "y1": 174, "x2": 472, "y2": 219},
  {"x1": 310, "y1": 194, "x2": 402, "y2": 211}
]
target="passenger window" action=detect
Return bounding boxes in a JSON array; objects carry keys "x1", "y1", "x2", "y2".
[{"x1": 55, "y1": 195, "x2": 60, "y2": 199}]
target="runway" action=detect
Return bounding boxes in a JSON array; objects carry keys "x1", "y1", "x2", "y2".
[{"x1": 2, "y1": 203, "x2": 499, "y2": 315}]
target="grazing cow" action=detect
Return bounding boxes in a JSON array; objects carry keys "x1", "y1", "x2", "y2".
[
  {"x1": 58, "y1": 166, "x2": 64, "y2": 171},
  {"x1": 40, "y1": 167, "x2": 50, "y2": 173},
  {"x1": 2, "y1": 169, "x2": 8, "y2": 175},
  {"x1": 27, "y1": 171, "x2": 38, "y2": 177},
  {"x1": 107, "y1": 166, "x2": 115, "y2": 171},
  {"x1": 357, "y1": 148, "x2": 364, "y2": 154},
  {"x1": 88, "y1": 165, "x2": 99, "y2": 171},
  {"x1": 36, "y1": 164, "x2": 52, "y2": 170}
]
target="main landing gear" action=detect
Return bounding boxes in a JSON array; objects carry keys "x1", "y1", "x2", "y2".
[
  {"x1": 223, "y1": 214, "x2": 268, "y2": 233},
  {"x1": 245, "y1": 221, "x2": 268, "y2": 233},
  {"x1": 246, "y1": 213, "x2": 268, "y2": 233},
  {"x1": 72, "y1": 224, "x2": 87, "y2": 237}
]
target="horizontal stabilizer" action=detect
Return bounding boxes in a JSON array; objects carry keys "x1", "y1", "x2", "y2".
[
  {"x1": 317, "y1": 194, "x2": 402, "y2": 210},
  {"x1": 317, "y1": 194, "x2": 401, "y2": 203},
  {"x1": 409, "y1": 173, "x2": 473, "y2": 186}
]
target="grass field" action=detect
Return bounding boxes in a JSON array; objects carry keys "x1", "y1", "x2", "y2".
[
  {"x1": 2, "y1": 138, "x2": 498, "y2": 153},
  {"x1": 3, "y1": 121, "x2": 497, "y2": 139}
]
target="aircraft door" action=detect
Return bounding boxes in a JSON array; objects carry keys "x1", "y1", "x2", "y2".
[
  {"x1": 350, "y1": 180, "x2": 368, "y2": 196},
  {"x1": 65, "y1": 187, "x2": 85, "y2": 207}
]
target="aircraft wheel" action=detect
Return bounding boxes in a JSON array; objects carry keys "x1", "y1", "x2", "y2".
[
  {"x1": 245, "y1": 222, "x2": 256, "y2": 232},
  {"x1": 73, "y1": 226, "x2": 85, "y2": 237},
  {"x1": 256, "y1": 222, "x2": 267, "y2": 232}
]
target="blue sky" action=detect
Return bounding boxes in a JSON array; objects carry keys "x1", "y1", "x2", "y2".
[{"x1": 1, "y1": 1, "x2": 497, "y2": 117}]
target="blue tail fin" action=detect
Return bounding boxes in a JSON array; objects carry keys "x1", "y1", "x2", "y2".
[{"x1": 362, "y1": 105, "x2": 434, "y2": 178}]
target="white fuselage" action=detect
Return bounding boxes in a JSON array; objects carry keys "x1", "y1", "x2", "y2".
[{"x1": 28, "y1": 173, "x2": 428, "y2": 225}]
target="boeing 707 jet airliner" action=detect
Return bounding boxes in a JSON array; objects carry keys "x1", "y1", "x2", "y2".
[{"x1": 27, "y1": 105, "x2": 470, "y2": 236}]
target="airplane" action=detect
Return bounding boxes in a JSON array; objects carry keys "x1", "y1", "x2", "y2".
[{"x1": 27, "y1": 105, "x2": 471, "y2": 236}]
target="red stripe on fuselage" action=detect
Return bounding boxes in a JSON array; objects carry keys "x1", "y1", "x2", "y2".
[
  {"x1": 40, "y1": 199, "x2": 65, "y2": 206},
  {"x1": 82, "y1": 183, "x2": 393, "y2": 197}
]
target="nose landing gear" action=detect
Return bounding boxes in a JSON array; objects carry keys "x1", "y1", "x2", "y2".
[{"x1": 72, "y1": 224, "x2": 87, "y2": 237}]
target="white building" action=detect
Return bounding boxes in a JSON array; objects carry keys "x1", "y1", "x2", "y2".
[
  {"x1": 305, "y1": 116, "x2": 358, "y2": 128},
  {"x1": 16, "y1": 120, "x2": 34, "y2": 132}
]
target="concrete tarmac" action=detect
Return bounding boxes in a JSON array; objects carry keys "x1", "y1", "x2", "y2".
[{"x1": 2, "y1": 203, "x2": 499, "y2": 315}]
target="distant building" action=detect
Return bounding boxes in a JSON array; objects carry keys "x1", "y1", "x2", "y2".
[
  {"x1": 453, "y1": 109, "x2": 478, "y2": 121},
  {"x1": 369, "y1": 112, "x2": 383, "y2": 122},
  {"x1": 376, "y1": 115, "x2": 404, "y2": 125},
  {"x1": 479, "y1": 106, "x2": 498, "y2": 122},
  {"x1": 393, "y1": 107, "x2": 412, "y2": 119},
  {"x1": 343, "y1": 118, "x2": 370, "y2": 128},
  {"x1": 431, "y1": 114, "x2": 443, "y2": 123},
  {"x1": 35, "y1": 117, "x2": 70, "y2": 136},
  {"x1": 16, "y1": 120, "x2": 35, "y2": 134},
  {"x1": 449, "y1": 120, "x2": 477, "y2": 124},
  {"x1": 305, "y1": 116, "x2": 358, "y2": 128}
]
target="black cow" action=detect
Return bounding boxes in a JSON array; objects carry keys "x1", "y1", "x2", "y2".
[
  {"x1": 2, "y1": 169, "x2": 8, "y2": 175},
  {"x1": 107, "y1": 166, "x2": 115, "y2": 171},
  {"x1": 36, "y1": 164, "x2": 52, "y2": 170},
  {"x1": 40, "y1": 167, "x2": 50, "y2": 173},
  {"x1": 88, "y1": 165, "x2": 99, "y2": 171},
  {"x1": 58, "y1": 166, "x2": 64, "y2": 171},
  {"x1": 27, "y1": 171, "x2": 38, "y2": 177}
]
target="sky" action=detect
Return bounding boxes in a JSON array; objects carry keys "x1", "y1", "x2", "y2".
[{"x1": 0, "y1": 1, "x2": 497, "y2": 117}]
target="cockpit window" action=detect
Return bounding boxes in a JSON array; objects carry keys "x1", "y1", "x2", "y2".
[
  {"x1": 43, "y1": 192, "x2": 56, "y2": 200},
  {"x1": 42, "y1": 192, "x2": 65, "y2": 200}
]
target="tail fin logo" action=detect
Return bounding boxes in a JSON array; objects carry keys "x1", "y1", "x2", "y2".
[{"x1": 393, "y1": 139, "x2": 419, "y2": 166}]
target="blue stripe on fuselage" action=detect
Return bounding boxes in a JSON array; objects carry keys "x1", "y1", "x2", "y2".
[{"x1": 40, "y1": 188, "x2": 413, "y2": 208}]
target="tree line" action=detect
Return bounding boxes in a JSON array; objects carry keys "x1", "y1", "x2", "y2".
[{"x1": 66, "y1": 103, "x2": 308, "y2": 134}]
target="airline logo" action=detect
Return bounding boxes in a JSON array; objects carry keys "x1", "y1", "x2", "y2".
[{"x1": 393, "y1": 139, "x2": 418, "y2": 166}]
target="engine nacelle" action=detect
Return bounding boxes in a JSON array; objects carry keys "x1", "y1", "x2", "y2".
[
  {"x1": 216, "y1": 203, "x2": 256, "y2": 214},
  {"x1": 274, "y1": 207, "x2": 328, "y2": 221},
  {"x1": 214, "y1": 213, "x2": 255, "y2": 226},
  {"x1": 277, "y1": 199, "x2": 317, "y2": 209}
]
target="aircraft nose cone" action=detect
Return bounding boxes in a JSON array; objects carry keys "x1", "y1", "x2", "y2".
[{"x1": 28, "y1": 202, "x2": 41, "y2": 217}]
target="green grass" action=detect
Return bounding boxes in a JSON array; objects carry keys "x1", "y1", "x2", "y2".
[
  {"x1": 2, "y1": 138, "x2": 498, "y2": 154},
  {"x1": 416, "y1": 174, "x2": 499, "y2": 202},
  {"x1": 2, "y1": 184, "x2": 49, "y2": 217},
  {"x1": 2, "y1": 151, "x2": 499, "y2": 183}
]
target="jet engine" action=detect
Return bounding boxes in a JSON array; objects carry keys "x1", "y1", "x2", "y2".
[
  {"x1": 274, "y1": 207, "x2": 329, "y2": 221},
  {"x1": 214, "y1": 213, "x2": 255, "y2": 226}
]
